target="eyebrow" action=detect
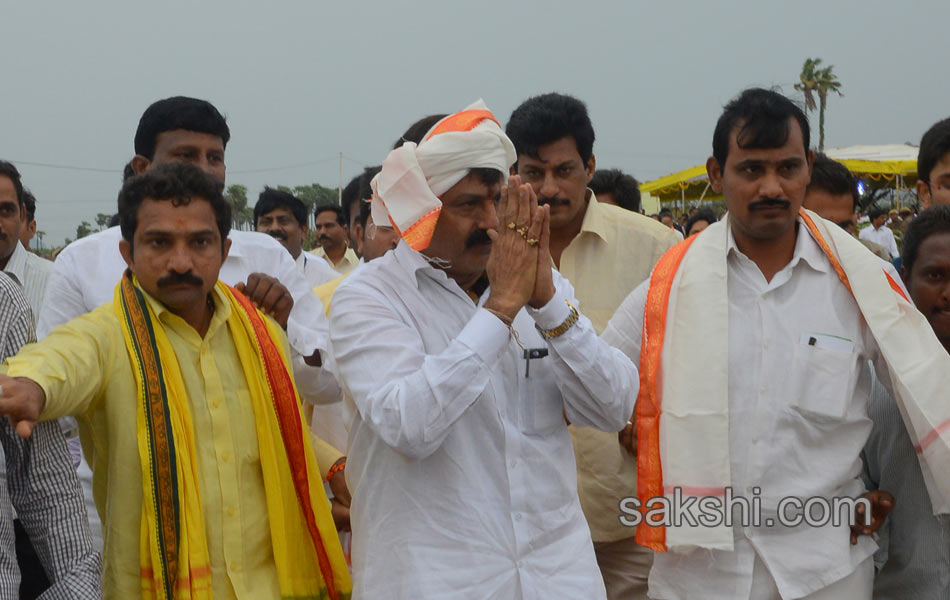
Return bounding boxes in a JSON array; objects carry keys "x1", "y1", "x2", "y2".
[{"x1": 141, "y1": 228, "x2": 217, "y2": 237}]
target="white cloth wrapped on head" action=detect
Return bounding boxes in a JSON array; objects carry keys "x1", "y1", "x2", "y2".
[{"x1": 371, "y1": 99, "x2": 516, "y2": 251}]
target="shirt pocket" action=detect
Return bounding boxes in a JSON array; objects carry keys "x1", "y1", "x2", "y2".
[
  {"x1": 790, "y1": 341, "x2": 858, "y2": 423},
  {"x1": 519, "y1": 354, "x2": 566, "y2": 434}
]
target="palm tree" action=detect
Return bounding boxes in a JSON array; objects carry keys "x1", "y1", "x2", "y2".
[{"x1": 794, "y1": 58, "x2": 843, "y2": 151}]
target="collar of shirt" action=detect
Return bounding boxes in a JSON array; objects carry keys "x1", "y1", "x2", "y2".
[
  {"x1": 138, "y1": 279, "x2": 232, "y2": 346},
  {"x1": 575, "y1": 190, "x2": 609, "y2": 243},
  {"x1": 726, "y1": 218, "x2": 829, "y2": 291}
]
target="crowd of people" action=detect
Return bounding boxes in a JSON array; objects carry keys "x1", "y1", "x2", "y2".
[{"x1": 0, "y1": 88, "x2": 946, "y2": 599}]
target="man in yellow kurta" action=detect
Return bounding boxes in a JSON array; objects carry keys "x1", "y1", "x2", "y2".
[{"x1": 0, "y1": 163, "x2": 350, "y2": 599}]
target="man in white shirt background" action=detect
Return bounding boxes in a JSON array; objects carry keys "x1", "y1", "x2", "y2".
[
  {"x1": 0, "y1": 162, "x2": 52, "y2": 325},
  {"x1": 253, "y1": 186, "x2": 337, "y2": 288},
  {"x1": 859, "y1": 207, "x2": 900, "y2": 260},
  {"x1": 329, "y1": 101, "x2": 639, "y2": 599}
]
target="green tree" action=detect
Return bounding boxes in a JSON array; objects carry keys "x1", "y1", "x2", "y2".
[
  {"x1": 293, "y1": 183, "x2": 339, "y2": 213},
  {"x1": 76, "y1": 221, "x2": 93, "y2": 239},
  {"x1": 225, "y1": 184, "x2": 253, "y2": 230},
  {"x1": 794, "y1": 57, "x2": 843, "y2": 152},
  {"x1": 95, "y1": 212, "x2": 111, "y2": 231}
]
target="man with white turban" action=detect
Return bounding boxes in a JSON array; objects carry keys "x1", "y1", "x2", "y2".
[{"x1": 328, "y1": 100, "x2": 639, "y2": 599}]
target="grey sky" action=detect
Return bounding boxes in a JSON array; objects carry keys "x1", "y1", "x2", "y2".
[{"x1": 3, "y1": 1, "x2": 947, "y2": 246}]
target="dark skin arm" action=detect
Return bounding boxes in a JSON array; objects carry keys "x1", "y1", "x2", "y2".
[{"x1": 234, "y1": 273, "x2": 293, "y2": 330}]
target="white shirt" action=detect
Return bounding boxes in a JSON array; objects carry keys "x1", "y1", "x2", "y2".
[
  {"x1": 329, "y1": 241, "x2": 638, "y2": 599},
  {"x1": 295, "y1": 250, "x2": 338, "y2": 289},
  {"x1": 603, "y1": 223, "x2": 898, "y2": 599},
  {"x1": 859, "y1": 224, "x2": 899, "y2": 259},
  {"x1": 3, "y1": 241, "x2": 52, "y2": 326}
]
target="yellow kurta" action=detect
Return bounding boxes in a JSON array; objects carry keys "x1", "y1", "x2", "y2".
[
  {"x1": 4, "y1": 285, "x2": 285, "y2": 598},
  {"x1": 312, "y1": 247, "x2": 359, "y2": 276},
  {"x1": 558, "y1": 194, "x2": 680, "y2": 542}
]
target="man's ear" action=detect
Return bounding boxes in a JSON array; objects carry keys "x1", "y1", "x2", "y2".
[
  {"x1": 354, "y1": 223, "x2": 364, "y2": 256},
  {"x1": 119, "y1": 238, "x2": 133, "y2": 268},
  {"x1": 585, "y1": 154, "x2": 596, "y2": 183},
  {"x1": 222, "y1": 237, "x2": 232, "y2": 262},
  {"x1": 707, "y1": 156, "x2": 724, "y2": 193},
  {"x1": 918, "y1": 179, "x2": 932, "y2": 209},
  {"x1": 130, "y1": 155, "x2": 151, "y2": 175}
]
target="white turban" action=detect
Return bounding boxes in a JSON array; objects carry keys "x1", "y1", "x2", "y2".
[{"x1": 371, "y1": 99, "x2": 516, "y2": 251}]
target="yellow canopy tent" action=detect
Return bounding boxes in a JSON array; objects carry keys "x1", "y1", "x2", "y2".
[{"x1": 638, "y1": 144, "x2": 919, "y2": 214}]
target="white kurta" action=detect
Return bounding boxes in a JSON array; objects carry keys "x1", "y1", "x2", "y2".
[
  {"x1": 295, "y1": 250, "x2": 339, "y2": 289},
  {"x1": 329, "y1": 241, "x2": 638, "y2": 599},
  {"x1": 603, "y1": 224, "x2": 904, "y2": 599}
]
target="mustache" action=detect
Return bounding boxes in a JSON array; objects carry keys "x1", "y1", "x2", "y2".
[
  {"x1": 267, "y1": 230, "x2": 287, "y2": 241},
  {"x1": 465, "y1": 229, "x2": 492, "y2": 248},
  {"x1": 157, "y1": 272, "x2": 204, "y2": 287},
  {"x1": 538, "y1": 197, "x2": 571, "y2": 208},
  {"x1": 748, "y1": 197, "x2": 791, "y2": 211},
  {"x1": 318, "y1": 234, "x2": 331, "y2": 242}
]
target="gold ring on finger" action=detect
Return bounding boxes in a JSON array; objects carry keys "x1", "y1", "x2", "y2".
[
  {"x1": 507, "y1": 222, "x2": 517, "y2": 230},
  {"x1": 516, "y1": 226, "x2": 528, "y2": 237},
  {"x1": 526, "y1": 237, "x2": 539, "y2": 246}
]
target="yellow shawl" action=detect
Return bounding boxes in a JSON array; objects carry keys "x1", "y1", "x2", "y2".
[{"x1": 115, "y1": 274, "x2": 351, "y2": 599}]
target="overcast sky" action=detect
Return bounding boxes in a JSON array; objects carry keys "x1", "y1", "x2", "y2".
[{"x1": 3, "y1": 1, "x2": 947, "y2": 246}]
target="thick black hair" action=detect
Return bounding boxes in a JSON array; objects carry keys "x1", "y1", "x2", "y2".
[
  {"x1": 0, "y1": 161, "x2": 24, "y2": 206},
  {"x1": 902, "y1": 205, "x2": 950, "y2": 277},
  {"x1": 589, "y1": 168, "x2": 641, "y2": 212},
  {"x1": 867, "y1": 207, "x2": 888, "y2": 221},
  {"x1": 118, "y1": 162, "x2": 230, "y2": 251},
  {"x1": 357, "y1": 166, "x2": 383, "y2": 229},
  {"x1": 393, "y1": 114, "x2": 448, "y2": 149},
  {"x1": 506, "y1": 93, "x2": 595, "y2": 165},
  {"x1": 340, "y1": 173, "x2": 363, "y2": 225},
  {"x1": 254, "y1": 187, "x2": 308, "y2": 227},
  {"x1": 22, "y1": 189, "x2": 36, "y2": 221},
  {"x1": 918, "y1": 118, "x2": 950, "y2": 184},
  {"x1": 712, "y1": 88, "x2": 810, "y2": 169},
  {"x1": 134, "y1": 96, "x2": 230, "y2": 160},
  {"x1": 315, "y1": 203, "x2": 346, "y2": 226},
  {"x1": 808, "y1": 153, "x2": 859, "y2": 212},
  {"x1": 686, "y1": 208, "x2": 717, "y2": 236}
]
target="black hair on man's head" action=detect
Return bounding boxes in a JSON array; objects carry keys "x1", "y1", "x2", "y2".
[
  {"x1": 867, "y1": 206, "x2": 888, "y2": 221},
  {"x1": 21, "y1": 189, "x2": 36, "y2": 221},
  {"x1": 686, "y1": 208, "x2": 717, "y2": 236},
  {"x1": 902, "y1": 205, "x2": 950, "y2": 278},
  {"x1": 315, "y1": 203, "x2": 346, "y2": 226},
  {"x1": 357, "y1": 166, "x2": 383, "y2": 228},
  {"x1": 0, "y1": 161, "x2": 24, "y2": 206},
  {"x1": 253, "y1": 187, "x2": 308, "y2": 227},
  {"x1": 808, "y1": 153, "x2": 859, "y2": 212},
  {"x1": 589, "y1": 168, "x2": 641, "y2": 212},
  {"x1": 340, "y1": 174, "x2": 363, "y2": 225},
  {"x1": 118, "y1": 162, "x2": 230, "y2": 251},
  {"x1": 918, "y1": 117, "x2": 950, "y2": 184},
  {"x1": 134, "y1": 96, "x2": 230, "y2": 160},
  {"x1": 393, "y1": 114, "x2": 449, "y2": 149},
  {"x1": 506, "y1": 93, "x2": 595, "y2": 165},
  {"x1": 712, "y1": 88, "x2": 810, "y2": 169}
]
